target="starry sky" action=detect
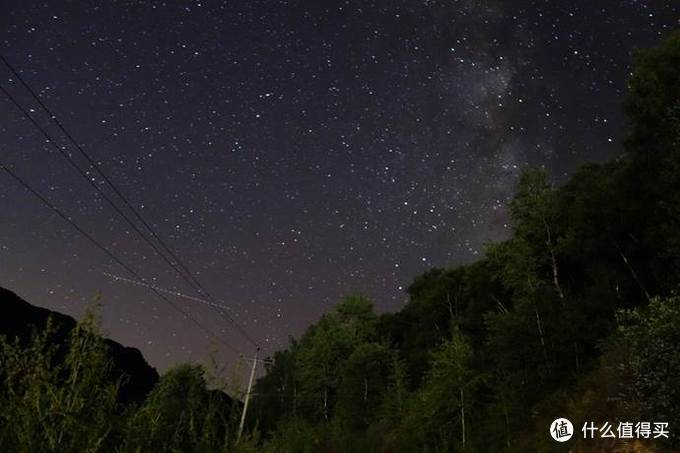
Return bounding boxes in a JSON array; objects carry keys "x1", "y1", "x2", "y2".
[{"x1": 1, "y1": 1, "x2": 677, "y2": 371}]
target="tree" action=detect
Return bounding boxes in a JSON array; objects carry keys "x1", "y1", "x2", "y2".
[
  {"x1": 123, "y1": 364, "x2": 238, "y2": 452},
  {"x1": 252, "y1": 31, "x2": 680, "y2": 451},
  {"x1": 251, "y1": 347, "x2": 299, "y2": 434},
  {"x1": 612, "y1": 295, "x2": 680, "y2": 447},
  {"x1": 292, "y1": 296, "x2": 379, "y2": 423},
  {"x1": 0, "y1": 310, "x2": 121, "y2": 452},
  {"x1": 398, "y1": 328, "x2": 479, "y2": 452},
  {"x1": 336, "y1": 342, "x2": 392, "y2": 429},
  {"x1": 623, "y1": 31, "x2": 680, "y2": 293},
  {"x1": 510, "y1": 169, "x2": 565, "y2": 301}
]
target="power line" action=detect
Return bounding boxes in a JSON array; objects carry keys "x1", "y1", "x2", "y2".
[
  {"x1": 0, "y1": 159, "x2": 240, "y2": 354},
  {"x1": 1, "y1": 54, "x2": 208, "y2": 295},
  {"x1": 0, "y1": 82, "x2": 246, "y2": 343},
  {"x1": 1, "y1": 55, "x2": 259, "y2": 349},
  {"x1": 0, "y1": 83, "x2": 191, "y2": 288},
  {"x1": 0, "y1": 56, "x2": 260, "y2": 348},
  {"x1": 103, "y1": 272, "x2": 237, "y2": 313}
]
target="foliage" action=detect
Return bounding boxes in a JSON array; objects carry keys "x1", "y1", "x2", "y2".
[
  {"x1": 123, "y1": 364, "x2": 232, "y2": 452},
  {"x1": 611, "y1": 295, "x2": 680, "y2": 446},
  {"x1": 1, "y1": 29, "x2": 679, "y2": 453},
  {"x1": 0, "y1": 307, "x2": 253, "y2": 452},
  {"x1": 249, "y1": 30, "x2": 680, "y2": 452},
  {"x1": 396, "y1": 328, "x2": 479, "y2": 452},
  {"x1": 0, "y1": 309, "x2": 121, "y2": 452}
]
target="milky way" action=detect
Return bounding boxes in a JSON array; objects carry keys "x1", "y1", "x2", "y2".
[{"x1": 0, "y1": 1, "x2": 677, "y2": 370}]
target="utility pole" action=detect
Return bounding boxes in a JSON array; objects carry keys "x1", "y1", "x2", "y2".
[{"x1": 237, "y1": 349, "x2": 259, "y2": 443}]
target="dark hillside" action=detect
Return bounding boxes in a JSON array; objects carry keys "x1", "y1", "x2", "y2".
[{"x1": 0, "y1": 286, "x2": 158, "y2": 405}]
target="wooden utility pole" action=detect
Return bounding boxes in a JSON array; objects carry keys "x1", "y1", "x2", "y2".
[{"x1": 237, "y1": 350, "x2": 259, "y2": 443}]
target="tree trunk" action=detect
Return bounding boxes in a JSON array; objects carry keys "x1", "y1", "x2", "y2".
[
  {"x1": 528, "y1": 276, "x2": 549, "y2": 367},
  {"x1": 363, "y1": 376, "x2": 368, "y2": 403},
  {"x1": 614, "y1": 240, "x2": 650, "y2": 300},
  {"x1": 503, "y1": 399, "x2": 511, "y2": 447},
  {"x1": 543, "y1": 219, "x2": 565, "y2": 301},
  {"x1": 323, "y1": 387, "x2": 328, "y2": 421},
  {"x1": 535, "y1": 305, "x2": 549, "y2": 367},
  {"x1": 574, "y1": 341, "x2": 580, "y2": 371},
  {"x1": 460, "y1": 387, "x2": 466, "y2": 450},
  {"x1": 293, "y1": 383, "x2": 297, "y2": 416}
]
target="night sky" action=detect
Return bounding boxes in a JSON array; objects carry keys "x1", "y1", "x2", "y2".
[{"x1": 1, "y1": 1, "x2": 677, "y2": 371}]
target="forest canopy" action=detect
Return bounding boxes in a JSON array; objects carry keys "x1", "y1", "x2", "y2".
[
  {"x1": 1, "y1": 29, "x2": 679, "y2": 453},
  {"x1": 248, "y1": 30, "x2": 680, "y2": 452}
]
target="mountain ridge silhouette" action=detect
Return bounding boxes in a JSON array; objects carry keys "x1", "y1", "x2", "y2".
[{"x1": 0, "y1": 286, "x2": 159, "y2": 405}]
